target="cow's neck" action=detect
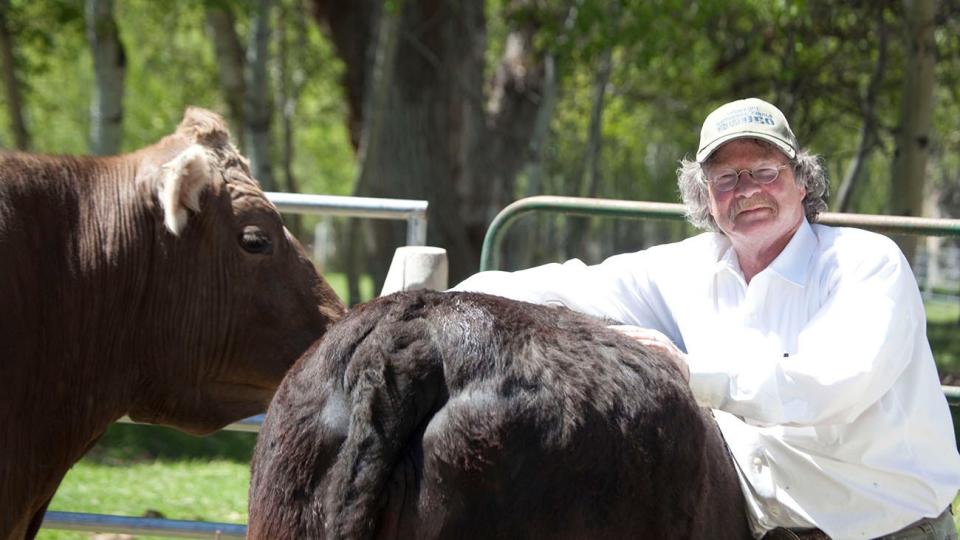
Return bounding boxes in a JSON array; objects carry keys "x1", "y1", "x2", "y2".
[
  {"x1": 0, "y1": 153, "x2": 154, "y2": 533},
  {"x1": 10, "y1": 153, "x2": 154, "y2": 430}
]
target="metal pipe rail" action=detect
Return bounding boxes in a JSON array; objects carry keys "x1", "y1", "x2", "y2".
[
  {"x1": 267, "y1": 192, "x2": 429, "y2": 246},
  {"x1": 40, "y1": 192, "x2": 430, "y2": 539},
  {"x1": 479, "y1": 195, "x2": 960, "y2": 271},
  {"x1": 42, "y1": 512, "x2": 246, "y2": 539},
  {"x1": 478, "y1": 195, "x2": 960, "y2": 407}
]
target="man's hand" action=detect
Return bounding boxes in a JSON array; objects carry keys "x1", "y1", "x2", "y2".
[{"x1": 608, "y1": 325, "x2": 690, "y2": 383}]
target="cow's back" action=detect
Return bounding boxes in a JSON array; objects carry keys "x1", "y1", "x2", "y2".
[{"x1": 249, "y1": 290, "x2": 750, "y2": 540}]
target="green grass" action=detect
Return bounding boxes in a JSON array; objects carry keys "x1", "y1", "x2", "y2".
[
  {"x1": 40, "y1": 461, "x2": 250, "y2": 540},
  {"x1": 322, "y1": 271, "x2": 376, "y2": 306},
  {"x1": 38, "y1": 424, "x2": 256, "y2": 540},
  {"x1": 925, "y1": 297, "x2": 960, "y2": 381}
]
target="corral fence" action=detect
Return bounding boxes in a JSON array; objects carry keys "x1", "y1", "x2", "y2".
[{"x1": 41, "y1": 192, "x2": 430, "y2": 539}]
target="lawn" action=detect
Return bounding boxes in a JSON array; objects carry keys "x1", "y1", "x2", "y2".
[
  {"x1": 926, "y1": 296, "x2": 960, "y2": 383},
  {"x1": 37, "y1": 423, "x2": 256, "y2": 540},
  {"x1": 36, "y1": 296, "x2": 960, "y2": 539}
]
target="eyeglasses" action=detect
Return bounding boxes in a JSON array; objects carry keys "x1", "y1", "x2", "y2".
[{"x1": 706, "y1": 164, "x2": 790, "y2": 193}]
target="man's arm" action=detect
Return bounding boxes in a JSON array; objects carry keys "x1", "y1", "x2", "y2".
[{"x1": 450, "y1": 252, "x2": 671, "y2": 335}]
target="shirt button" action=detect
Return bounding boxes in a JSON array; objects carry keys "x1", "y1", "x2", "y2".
[{"x1": 752, "y1": 456, "x2": 764, "y2": 473}]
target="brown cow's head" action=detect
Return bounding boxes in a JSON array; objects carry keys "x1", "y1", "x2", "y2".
[{"x1": 128, "y1": 107, "x2": 345, "y2": 435}]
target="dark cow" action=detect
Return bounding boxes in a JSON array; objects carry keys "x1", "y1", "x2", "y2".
[
  {"x1": 249, "y1": 290, "x2": 749, "y2": 539},
  {"x1": 0, "y1": 108, "x2": 345, "y2": 540}
]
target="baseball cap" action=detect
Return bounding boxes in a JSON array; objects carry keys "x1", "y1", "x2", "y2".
[{"x1": 696, "y1": 98, "x2": 798, "y2": 162}]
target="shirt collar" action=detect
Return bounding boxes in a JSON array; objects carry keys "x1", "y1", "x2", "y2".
[{"x1": 713, "y1": 219, "x2": 816, "y2": 287}]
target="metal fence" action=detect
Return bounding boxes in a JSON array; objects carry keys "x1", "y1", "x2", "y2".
[{"x1": 40, "y1": 192, "x2": 429, "y2": 539}]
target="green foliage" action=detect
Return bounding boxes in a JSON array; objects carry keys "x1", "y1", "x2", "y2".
[
  {"x1": 115, "y1": 1, "x2": 221, "y2": 151},
  {"x1": 0, "y1": 0, "x2": 355, "y2": 197}
]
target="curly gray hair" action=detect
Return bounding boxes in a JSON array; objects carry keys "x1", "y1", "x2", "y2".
[{"x1": 676, "y1": 141, "x2": 829, "y2": 232}]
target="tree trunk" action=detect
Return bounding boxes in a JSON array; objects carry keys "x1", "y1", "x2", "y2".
[
  {"x1": 244, "y1": 0, "x2": 275, "y2": 192},
  {"x1": 204, "y1": 1, "x2": 246, "y2": 147},
  {"x1": 889, "y1": 0, "x2": 937, "y2": 263},
  {"x1": 834, "y1": 8, "x2": 887, "y2": 212},
  {"x1": 312, "y1": 0, "x2": 551, "y2": 288},
  {"x1": 511, "y1": 53, "x2": 557, "y2": 271},
  {"x1": 0, "y1": 0, "x2": 29, "y2": 150},
  {"x1": 467, "y1": 11, "x2": 551, "y2": 276},
  {"x1": 569, "y1": 46, "x2": 613, "y2": 260},
  {"x1": 86, "y1": 0, "x2": 125, "y2": 155},
  {"x1": 275, "y1": 0, "x2": 308, "y2": 238}
]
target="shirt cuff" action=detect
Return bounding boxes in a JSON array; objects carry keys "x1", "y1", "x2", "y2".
[{"x1": 686, "y1": 353, "x2": 730, "y2": 409}]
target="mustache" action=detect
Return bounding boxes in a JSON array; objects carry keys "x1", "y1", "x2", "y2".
[{"x1": 729, "y1": 194, "x2": 777, "y2": 221}]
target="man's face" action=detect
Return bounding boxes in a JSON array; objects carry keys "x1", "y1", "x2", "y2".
[{"x1": 704, "y1": 139, "x2": 807, "y2": 252}]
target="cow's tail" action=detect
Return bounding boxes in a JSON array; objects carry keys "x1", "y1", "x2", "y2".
[{"x1": 322, "y1": 307, "x2": 446, "y2": 540}]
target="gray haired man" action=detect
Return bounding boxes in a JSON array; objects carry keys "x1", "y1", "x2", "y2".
[{"x1": 453, "y1": 98, "x2": 960, "y2": 539}]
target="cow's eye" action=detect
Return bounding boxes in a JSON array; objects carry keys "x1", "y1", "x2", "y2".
[{"x1": 240, "y1": 225, "x2": 273, "y2": 254}]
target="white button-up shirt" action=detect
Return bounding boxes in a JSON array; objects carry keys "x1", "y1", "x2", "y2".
[{"x1": 451, "y1": 219, "x2": 960, "y2": 539}]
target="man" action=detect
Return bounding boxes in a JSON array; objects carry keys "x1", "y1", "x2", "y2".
[{"x1": 452, "y1": 97, "x2": 960, "y2": 539}]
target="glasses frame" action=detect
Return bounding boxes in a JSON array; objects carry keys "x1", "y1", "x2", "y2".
[{"x1": 705, "y1": 163, "x2": 791, "y2": 193}]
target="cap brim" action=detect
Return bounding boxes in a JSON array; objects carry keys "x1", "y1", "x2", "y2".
[{"x1": 696, "y1": 132, "x2": 797, "y2": 163}]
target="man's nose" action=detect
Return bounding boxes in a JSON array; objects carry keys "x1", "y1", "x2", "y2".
[{"x1": 734, "y1": 171, "x2": 763, "y2": 195}]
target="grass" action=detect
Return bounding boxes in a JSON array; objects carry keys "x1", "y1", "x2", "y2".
[
  {"x1": 40, "y1": 461, "x2": 250, "y2": 540},
  {"x1": 925, "y1": 296, "x2": 960, "y2": 382},
  {"x1": 321, "y1": 271, "x2": 377, "y2": 306},
  {"x1": 36, "y1": 296, "x2": 960, "y2": 538},
  {"x1": 38, "y1": 425, "x2": 256, "y2": 540}
]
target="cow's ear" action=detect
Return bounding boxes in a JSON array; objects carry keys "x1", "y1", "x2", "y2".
[{"x1": 157, "y1": 145, "x2": 213, "y2": 236}]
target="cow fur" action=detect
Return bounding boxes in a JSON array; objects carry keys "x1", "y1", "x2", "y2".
[
  {"x1": 248, "y1": 290, "x2": 750, "y2": 540},
  {"x1": 0, "y1": 107, "x2": 345, "y2": 540}
]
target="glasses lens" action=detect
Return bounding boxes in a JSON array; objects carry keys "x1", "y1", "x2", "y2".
[
  {"x1": 752, "y1": 167, "x2": 781, "y2": 184},
  {"x1": 712, "y1": 171, "x2": 738, "y2": 192}
]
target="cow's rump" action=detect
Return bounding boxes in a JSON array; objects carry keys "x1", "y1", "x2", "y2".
[{"x1": 249, "y1": 290, "x2": 750, "y2": 540}]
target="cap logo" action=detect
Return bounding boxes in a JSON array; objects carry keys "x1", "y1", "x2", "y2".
[{"x1": 715, "y1": 106, "x2": 776, "y2": 133}]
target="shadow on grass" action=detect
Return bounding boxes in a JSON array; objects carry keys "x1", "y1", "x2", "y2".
[{"x1": 85, "y1": 423, "x2": 257, "y2": 465}]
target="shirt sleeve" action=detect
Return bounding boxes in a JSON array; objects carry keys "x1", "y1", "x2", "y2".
[
  {"x1": 687, "y1": 244, "x2": 924, "y2": 427},
  {"x1": 449, "y1": 253, "x2": 666, "y2": 329}
]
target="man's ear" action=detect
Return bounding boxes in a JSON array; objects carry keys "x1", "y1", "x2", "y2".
[{"x1": 157, "y1": 145, "x2": 213, "y2": 236}]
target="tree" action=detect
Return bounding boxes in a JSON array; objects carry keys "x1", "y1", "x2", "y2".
[
  {"x1": 0, "y1": 0, "x2": 29, "y2": 149},
  {"x1": 833, "y1": 6, "x2": 889, "y2": 212},
  {"x1": 890, "y1": 0, "x2": 938, "y2": 262},
  {"x1": 204, "y1": 0, "x2": 246, "y2": 147},
  {"x1": 86, "y1": 0, "x2": 125, "y2": 155},
  {"x1": 244, "y1": 0, "x2": 276, "y2": 192},
  {"x1": 312, "y1": 0, "x2": 555, "y2": 293}
]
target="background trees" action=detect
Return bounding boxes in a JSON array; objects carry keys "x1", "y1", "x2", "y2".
[{"x1": 2, "y1": 0, "x2": 960, "y2": 300}]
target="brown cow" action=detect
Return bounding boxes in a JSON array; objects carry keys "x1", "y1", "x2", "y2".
[
  {"x1": 0, "y1": 107, "x2": 345, "y2": 540},
  {"x1": 248, "y1": 290, "x2": 750, "y2": 540}
]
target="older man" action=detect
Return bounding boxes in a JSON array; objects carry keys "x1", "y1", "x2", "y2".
[{"x1": 452, "y1": 98, "x2": 960, "y2": 539}]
